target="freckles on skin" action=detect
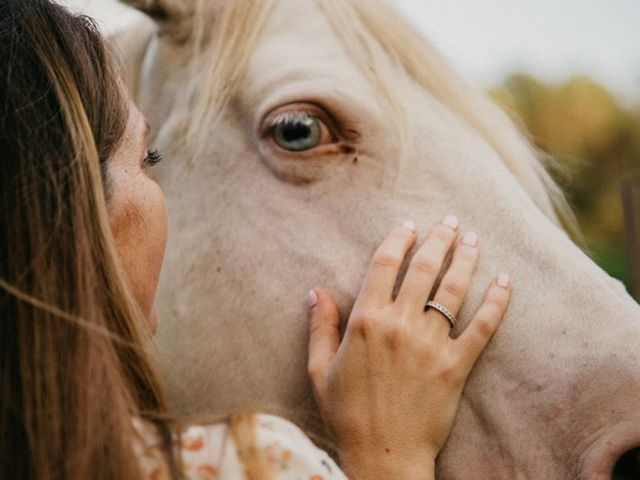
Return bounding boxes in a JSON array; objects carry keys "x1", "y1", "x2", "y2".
[
  {"x1": 109, "y1": 177, "x2": 168, "y2": 331},
  {"x1": 108, "y1": 105, "x2": 168, "y2": 333}
]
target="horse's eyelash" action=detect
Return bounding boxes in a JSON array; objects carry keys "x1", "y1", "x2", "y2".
[
  {"x1": 263, "y1": 106, "x2": 361, "y2": 144},
  {"x1": 266, "y1": 111, "x2": 314, "y2": 129}
]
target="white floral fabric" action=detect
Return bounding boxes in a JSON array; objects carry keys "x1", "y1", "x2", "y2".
[{"x1": 132, "y1": 414, "x2": 347, "y2": 480}]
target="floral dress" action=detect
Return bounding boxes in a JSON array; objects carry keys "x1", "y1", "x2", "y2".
[{"x1": 132, "y1": 413, "x2": 348, "y2": 479}]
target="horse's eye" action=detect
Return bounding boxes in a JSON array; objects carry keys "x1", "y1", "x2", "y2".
[{"x1": 269, "y1": 111, "x2": 333, "y2": 152}]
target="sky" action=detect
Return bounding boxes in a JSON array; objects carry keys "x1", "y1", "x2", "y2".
[
  {"x1": 395, "y1": 0, "x2": 640, "y2": 103},
  {"x1": 65, "y1": 0, "x2": 640, "y2": 104}
]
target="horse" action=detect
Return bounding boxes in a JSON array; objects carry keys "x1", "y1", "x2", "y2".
[{"x1": 112, "y1": 0, "x2": 640, "y2": 477}]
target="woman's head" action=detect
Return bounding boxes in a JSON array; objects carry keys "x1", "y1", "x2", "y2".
[{"x1": 0, "y1": 0, "x2": 172, "y2": 478}]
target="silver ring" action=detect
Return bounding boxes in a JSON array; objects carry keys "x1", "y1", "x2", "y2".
[{"x1": 424, "y1": 300, "x2": 456, "y2": 328}]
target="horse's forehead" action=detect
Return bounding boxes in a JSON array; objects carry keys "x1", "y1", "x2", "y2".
[
  {"x1": 240, "y1": 0, "x2": 385, "y2": 123},
  {"x1": 244, "y1": 1, "x2": 355, "y2": 86},
  {"x1": 259, "y1": 0, "x2": 334, "y2": 42}
]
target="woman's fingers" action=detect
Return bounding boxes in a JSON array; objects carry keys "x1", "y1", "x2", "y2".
[
  {"x1": 307, "y1": 288, "x2": 341, "y2": 390},
  {"x1": 425, "y1": 231, "x2": 480, "y2": 336},
  {"x1": 356, "y1": 221, "x2": 417, "y2": 309},
  {"x1": 455, "y1": 274, "x2": 511, "y2": 370},
  {"x1": 395, "y1": 215, "x2": 460, "y2": 309}
]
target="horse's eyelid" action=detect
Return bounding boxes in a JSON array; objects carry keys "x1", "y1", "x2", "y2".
[
  {"x1": 261, "y1": 105, "x2": 361, "y2": 146},
  {"x1": 267, "y1": 111, "x2": 314, "y2": 127},
  {"x1": 271, "y1": 110, "x2": 342, "y2": 136}
]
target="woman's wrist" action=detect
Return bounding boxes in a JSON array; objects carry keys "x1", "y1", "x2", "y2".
[{"x1": 338, "y1": 449, "x2": 436, "y2": 480}]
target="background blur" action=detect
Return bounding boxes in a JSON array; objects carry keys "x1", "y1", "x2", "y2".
[{"x1": 66, "y1": 0, "x2": 640, "y2": 288}]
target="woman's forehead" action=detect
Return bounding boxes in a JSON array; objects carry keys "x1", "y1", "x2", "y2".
[{"x1": 124, "y1": 100, "x2": 149, "y2": 148}]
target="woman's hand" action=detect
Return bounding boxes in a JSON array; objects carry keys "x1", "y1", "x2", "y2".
[{"x1": 307, "y1": 217, "x2": 511, "y2": 480}]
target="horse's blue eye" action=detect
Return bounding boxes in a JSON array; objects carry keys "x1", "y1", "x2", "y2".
[{"x1": 273, "y1": 115, "x2": 322, "y2": 152}]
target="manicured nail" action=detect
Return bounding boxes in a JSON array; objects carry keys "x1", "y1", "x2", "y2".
[
  {"x1": 308, "y1": 289, "x2": 319, "y2": 309},
  {"x1": 497, "y1": 273, "x2": 511, "y2": 289},
  {"x1": 442, "y1": 215, "x2": 459, "y2": 230},
  {"x1": 401, "y1": 219, "x2": 416, "y2": 232},
  {"x1": 462, "y1": 231, "x2": 478, "y2": 247}
]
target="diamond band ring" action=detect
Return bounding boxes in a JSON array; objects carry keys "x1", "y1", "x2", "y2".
[{"x1": 424, "y1": 300, "x2": 456, "y2": 328}]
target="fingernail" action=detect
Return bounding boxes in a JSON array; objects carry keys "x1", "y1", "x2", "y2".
[
  {"x1": 442, "y1": 215, "x2": 459, "y2": 230},
  {"x1": 462, "y1": 231, "x2": 478, "y2": 247},
  {"x1": 308, "y1": 289, "x2": 319, "y2": 309},
  {"x1": 497, "y1": 273, "x2": 510, "y2": 289},
  {"x1": 401, "y1": 219, "x2": 416, "y2": 232}
]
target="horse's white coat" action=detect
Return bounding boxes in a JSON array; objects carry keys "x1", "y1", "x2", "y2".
[{"x1": 115, "y1": 1, "x2": 640, "y2": 477}]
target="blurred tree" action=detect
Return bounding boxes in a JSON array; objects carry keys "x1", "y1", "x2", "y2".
[{"x1": 491, "y1": 74, "x2": 640, "y2": 288}]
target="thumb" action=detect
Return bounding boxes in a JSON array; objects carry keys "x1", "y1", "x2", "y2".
[{"x1": 307, "y1": 287, "x2": 341, "y2": 389}]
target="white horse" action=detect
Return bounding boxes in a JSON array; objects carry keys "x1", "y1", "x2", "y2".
[{"x1": 113, "y1": 1, "x2": 640, "y2": 477}]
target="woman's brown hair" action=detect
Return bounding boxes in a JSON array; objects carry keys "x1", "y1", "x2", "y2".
[{"x1": 0, "y1": 1, "x2": 179, "y2": 478}]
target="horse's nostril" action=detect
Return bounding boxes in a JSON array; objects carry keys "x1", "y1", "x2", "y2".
[{"x1": 612, "y1": 447, "x2": 640, "y2": 480}]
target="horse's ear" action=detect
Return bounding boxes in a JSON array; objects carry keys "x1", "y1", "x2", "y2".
[
  {"x1": 120, "y1": 0, "x2": 189, "y2": 20},
  {"x1": 119, "y1": 0, "x2": 196, "y2": 41}
]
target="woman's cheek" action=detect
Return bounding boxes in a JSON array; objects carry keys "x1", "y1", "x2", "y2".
[
  {"x1": 109, "y1": 176, "x2": 169, "y2": 328},
  {"x1": 136, "y1": 180, "x2": 168, "y2": 320},
  {"x1": 145, "y1": 181, "x2": 168, "y2": 333}
]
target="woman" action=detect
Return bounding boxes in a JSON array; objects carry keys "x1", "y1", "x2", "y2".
[{"x1": 0, "y1": 1, "x2": 511, "y2": 479}]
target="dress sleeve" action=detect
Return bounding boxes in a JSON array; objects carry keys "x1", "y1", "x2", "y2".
[
  {"x1": 177, "y1": 414, "x2": 348, "y2": 480},
  {"x1": 250, "y1": 413, "x2": 347, "y2": 479}
]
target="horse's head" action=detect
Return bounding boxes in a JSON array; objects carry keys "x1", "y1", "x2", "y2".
[{"x1": 118, "y1": 0, "x2": 640, "y2": 477}]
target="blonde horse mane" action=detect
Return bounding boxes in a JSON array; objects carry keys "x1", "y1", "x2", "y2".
[{"x1": 188, "y1": 0, "x2": 578, "y2": 235}]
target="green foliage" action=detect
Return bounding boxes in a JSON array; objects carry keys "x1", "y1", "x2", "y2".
[{"x1": 490, "y1": 74, "x2": 640, "y2": 288}]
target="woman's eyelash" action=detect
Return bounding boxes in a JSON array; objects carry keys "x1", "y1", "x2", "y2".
[{"x1": 144, "y1": 149, "x2": 163, "y2": 167}]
